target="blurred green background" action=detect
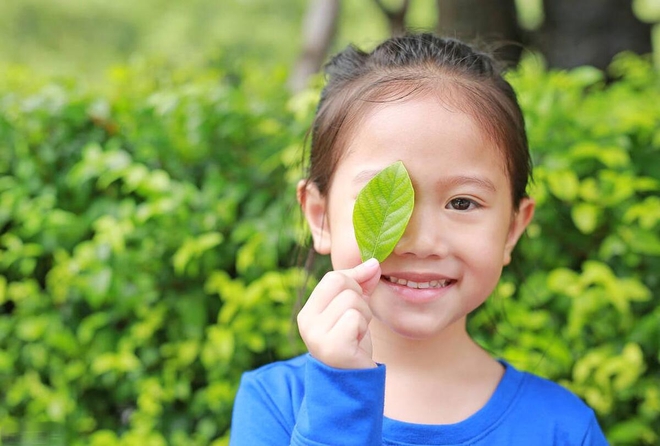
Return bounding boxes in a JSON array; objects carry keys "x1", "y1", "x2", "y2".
[
  {"x1": 1, "y1": 1, "x2": 660, "y2": 445},
  {"x1": 2, "y1": 0, "x2": 658, "y2": 82},
  {"x1": 0, "y1": 0, "x2": 403, "y2": 81}
]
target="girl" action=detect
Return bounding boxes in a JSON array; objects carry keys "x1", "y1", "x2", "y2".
[{"x1": 230, "y1": 33, "x2": 608, "y2": 445}]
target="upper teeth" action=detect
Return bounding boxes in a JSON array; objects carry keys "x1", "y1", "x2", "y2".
[{"x1": 386, "y1": 276, "x2": 450, "y2": 289}]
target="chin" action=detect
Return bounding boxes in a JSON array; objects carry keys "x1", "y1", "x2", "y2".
[{"x1": 376, "y1": 312, "x2": 459, "y2": 341}]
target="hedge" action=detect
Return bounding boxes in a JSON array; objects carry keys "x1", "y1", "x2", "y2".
[{"x1": 0, "y1": 54, "x2": 658, "y2": 445}]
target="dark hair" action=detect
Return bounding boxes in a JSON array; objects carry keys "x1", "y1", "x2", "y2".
[{"x1": 305, "y1": 33, "x2": 532, "y2": 209}]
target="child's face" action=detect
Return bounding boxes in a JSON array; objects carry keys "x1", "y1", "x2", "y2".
[{"x1": 302, "y1": 94, "x2": 534, "y2": 340}]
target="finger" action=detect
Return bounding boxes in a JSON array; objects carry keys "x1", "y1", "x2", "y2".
[
  {"x1": 320, "y1": 289, "x2": 372, "y2": 333},
  {"x1": 333, "y1": 308, "x2": 370, "y2": 344},
  {"x1": 357, "y1": 261, "x2": 381, "y2": 298},
  {"x1": 299, "y1": 270, "x2": 364, "y2": 319},
  {"x1": 298, "y1": 259, "x2": 381, "y2": 325},
  {"x1": 339, "y1": 258, "x2": 381, "y2": 297},
  {"x1": 300, "y1": 288, "x2": 371, "y2": 344},
  {"x1": 298, "y1": 288, "x2": 373, "y2": 357},
  {"x1": 327, "y1": 309, "x2": 375, "y2": 369}
]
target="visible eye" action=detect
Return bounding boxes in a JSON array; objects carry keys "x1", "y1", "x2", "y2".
[{"x1": 447, "y1": 198, "x2": 478, "y2": 211}]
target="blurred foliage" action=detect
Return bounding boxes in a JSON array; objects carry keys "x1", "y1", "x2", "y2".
[
  {"x1": 4, "y1": 0, "x2": 658, "y2": 83},
  {"x1": 0, "y1": 0, "x2": 413, "y2": 82},
  {"x1": 0, "y1": 0, "x2": 307, "y2": 80},
  {"x1": 0, "y1": 41, "x2": 659, "y2": 446},
  {"x1": 0, "y1": 60, "x2": 314, "y2": 444},
  {"x1": 470, "y1": 52, "x2": 660, "y2": 445}
]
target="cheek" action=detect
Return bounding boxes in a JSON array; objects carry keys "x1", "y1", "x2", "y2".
[
  {"x1": 327, "y1": 198, "x2": 363, "y2": 270},
  {"x1": 459, "y1": 221, "x2": 510, "y2": 266},
  {"x1": 330, "y1": 251, "x2": 363, "y2": 271},
  {"x1": 329, "y1": 234, "x2": 363, "y2": 271},
  {"x1": 460, "y1": 228, "x2": 507, "y2": 308}
]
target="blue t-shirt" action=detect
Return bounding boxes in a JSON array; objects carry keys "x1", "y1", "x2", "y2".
[{"x1": 230, "y1": 354, "x2": 609, "y2": 445}]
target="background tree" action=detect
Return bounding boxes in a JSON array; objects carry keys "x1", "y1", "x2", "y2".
[
  {"x1": 289, "y1": 0, "x2": 341, "y2": 93},
  {"x1": 289, "y1": 0, "x2": 658, "y2": 89},
  {"x1": 435, "y1": 0, "x2": 523, "y2": 64},
  {"x1": 372, "y1": 0, "x2": 411, "y2": 37},
  {"x1": 534, "y1": 0, "x2": 653, "y2": 70}
]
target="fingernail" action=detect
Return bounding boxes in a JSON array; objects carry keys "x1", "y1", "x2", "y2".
[{"x1": 362, "y1": 258, "x2": 379, "y2": 268}]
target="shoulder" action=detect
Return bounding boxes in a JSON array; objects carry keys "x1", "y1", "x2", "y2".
[
  {"x1": 513, "y1": 366, "x2": 592, "y2": 418},
  {"x1": 239, "y1": 354, "x2": 307, "y2": 404},
  {"x1": 232, "y1": 355, "x2": 307, "y2": 435},
  {"x1": 243, "y1": 354, "x2": 308, "y2": 381},
  {"x1": 499, "y1": 363, "x2": 608, "y2": 444},
  {"x1": 237, "y1": 353, "x2": 387, "y2": 413},
  {"x1": 230, "y1": 356, "x2": 309, "y2": 444},
  {"x1": 240, "y1": 353, "x2": 386, "y2": 401}
]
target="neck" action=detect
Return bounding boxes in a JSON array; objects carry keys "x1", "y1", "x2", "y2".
[
  {"x1": 370, "y1": 317, "x2": 489, "y2": 375},
  {"x1": 369, "y1": 317, "x2": 504, "y2": 424}
]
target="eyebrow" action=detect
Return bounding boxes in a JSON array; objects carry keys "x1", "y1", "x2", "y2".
[
  {"x1": 352, "y1": 170, "x2": 382, "y2": 185},
  {"x1": 353, "y1": 170, "x2": 496, "y2": 192},
  {"x1": 437, "y1": 175, "x2": 497, "y2": 192}
]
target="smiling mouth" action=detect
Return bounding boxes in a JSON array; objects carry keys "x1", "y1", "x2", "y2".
[{"x1": 383, "y1": 275, "x2": 453, "y2": 289}]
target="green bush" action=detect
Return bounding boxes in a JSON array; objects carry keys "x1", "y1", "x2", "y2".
[
  {"x1": 470, "y1": 53, "x2": 660, "y2": 445},
  {"x1": 0, "y1": 54, "x2": 658, "y2": 445},
  {"x1": 0, "y1": 61, "x2": 312, "y2": 445}
]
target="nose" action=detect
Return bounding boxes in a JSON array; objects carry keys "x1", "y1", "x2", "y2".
[{"x1": 393, "y1": 200, "x2": 449, "y2": 259}]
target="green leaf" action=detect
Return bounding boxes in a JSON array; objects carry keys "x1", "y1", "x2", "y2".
[
  {"x1": 571, "y1": 202, "x2": 601, "y2": 234},
  {"x1": 352, "y1": 161, "x2": 414, "y2": 262},
  {"x1": 546, "y1": 169, "x2": 579, "y2": 201}
]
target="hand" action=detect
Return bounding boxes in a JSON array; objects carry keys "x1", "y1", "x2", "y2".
[{"x1": 297, "y1": 258, "x2": 381, "y2": 370}]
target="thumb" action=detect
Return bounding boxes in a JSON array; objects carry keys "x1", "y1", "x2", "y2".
[{"x1": 345, "y1": 258, "x2": 381, "y2": 297}]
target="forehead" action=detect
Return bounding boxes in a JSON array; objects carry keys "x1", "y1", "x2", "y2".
[{"x1": 341, "y1": 94, "x2": 507, "y2": 175}]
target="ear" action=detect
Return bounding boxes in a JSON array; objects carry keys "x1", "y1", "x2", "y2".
[
  {"x1": 297, "y1": 179, "x2": 331, "y2": 255},
  {"x1": 503, "y1": 197, "x2": 535, "y2": 265}
]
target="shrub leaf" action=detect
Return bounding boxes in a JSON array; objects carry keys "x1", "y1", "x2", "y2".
[{"x1": 352, "y1": 161, "x2": 414, "y2": 262}]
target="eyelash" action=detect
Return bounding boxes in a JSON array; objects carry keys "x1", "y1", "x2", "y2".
[{"x1": 446, "y1": 197, "x2": 480, "y2": 211}]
